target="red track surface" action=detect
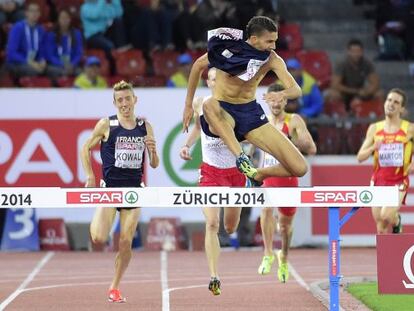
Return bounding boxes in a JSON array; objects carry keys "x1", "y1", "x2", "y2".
[{"x1": 0, "y1": 248, "x2": 376, "y2": 310}]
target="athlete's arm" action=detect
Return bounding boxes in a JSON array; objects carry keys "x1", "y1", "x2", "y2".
[
  {"x1": 183, "y1": 53, "x2": 208, "y2": 132},
  {"x1": 265, "y1": 52, "x2": 302, "y2": 103},
  {"x1": 80, "y1": 118, "x2": 108, "y2": 187},
  {"x1": 291, "y1": 114, "x2": 317, "y2": 155},
  {"x1": 357, "y1": 124, "x2": 377, "y2": 162},
  {"x1": 180, "y1": 97, "x2": 203, "y2": 160},
  {"x1": 144, "y1": 121, "x2": 159, "y2": 169}
]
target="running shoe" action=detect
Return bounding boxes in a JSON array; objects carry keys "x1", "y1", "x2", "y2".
[
  {"x1": 277, "y1": 250, "x2": 289, "y2": 283},
  {"x1": 392, "y1": 213, "x2": 403, "y2": 234},
  {"x1": 208, "y1": 277, "x2": 221, "y2": 296},
  {"x1": 108, "y1": 289, "x2": 126, "y2": 303},
  {"x1": 236, "y1": 153, "x2": 262, "y2": 187},
  {"x1": 258, "y1": 254, "x2": 275, "y2": 275}
]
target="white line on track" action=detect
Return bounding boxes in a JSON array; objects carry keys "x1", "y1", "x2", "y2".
[
  {"x1": 289, "y1": 262, "x2": 310, "y2": 291},
  {"x1": 0, "y1": 251, "x2": 54, "y2": 310},
  {"x1": 161, "y1": 251, "x2": 170, "y2": 311},
  {"x1": 165, "y1": 280, "x2": 279, "y2": 294}
]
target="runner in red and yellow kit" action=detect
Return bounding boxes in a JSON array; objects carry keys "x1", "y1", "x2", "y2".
[
  {"x1": 257, "y1": 84, "x2": 316, "y2": 282},
  {"x1": 357, "y1": 88, "x2": 414, "y2": 234}
]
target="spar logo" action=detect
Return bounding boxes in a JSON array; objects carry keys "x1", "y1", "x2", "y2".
[
  {"x1": 301, "y1": 191, "x2": 357, "y2": 203},
  {"x1": 125, "y1": 191, "x2": 138, "y2": 204},
  {"x1": 359, "y1": 190, "x2": 373, "y2": 203},
  {"x1": 163, "y1": 122, "x2": 201, "y2": 186},
  {"x1": 66, "y1": 191, "x2": 123, "y2": 204}
]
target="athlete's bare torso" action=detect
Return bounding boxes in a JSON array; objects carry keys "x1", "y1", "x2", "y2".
[{"x1": 213, "y1": 51, "x2": 278, "y2": 104}]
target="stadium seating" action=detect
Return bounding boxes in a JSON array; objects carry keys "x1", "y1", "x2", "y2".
[
  {"x1": 323, "y1": 100, "x2": 348, "y2": 118},
  {"x1": 19, "y1": 76, "x2": 52, "y2": 88},
  {"x1": 131, "y1": 75, "x2": 167, "y2": 87},
  {"x1": 276, "y1": 49, "x2": 298, "y2": 61},
  {"x1": 151, "y1": 51, "x2": 180, "y2": 78},
  {"x1": 0, "y1": 74, "x2": 15, "y2": 87},
  {"x1": 112, "y1": 49, "x2": 146, "y2": 78},
  {"x1": 278, "y1": 23, "x2": 303, "y2": 52},
  {"x1": 351, "y1": 98, "x2": 384, "y2": 118},
  {"x1": 317, "y1": 126, "x2": 344, "y2": 154},
  {"x1": 56, "y1": 76, "x2": 75, "y2": 88},
  {"x1": 345, "y1": 123, "x2": 369, "y2": 154},
  {"x1": 296, "y1": 50, "x2": 332, "y2": 89}
]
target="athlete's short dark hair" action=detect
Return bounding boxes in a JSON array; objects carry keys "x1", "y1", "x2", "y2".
[
  {"x1": 389, "y1": 88, "x2": 407, "y2": 107},
  {"x1": 246, "y1": 16, "x2": 278, "y2": 38}
]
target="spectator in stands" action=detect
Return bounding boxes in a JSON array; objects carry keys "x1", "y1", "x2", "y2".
[
  {"x1": 45, "y1": 9, "x2": 83, "y2": 83},
  {"x1": 5, "y1": 2, "x2": 46, "y2": 80},
  {"x1": 125, "y1": 0, "x2": 174, "y2": 52},
  {"x1": 285, "y1": 58, "x2": 323, "y2": 118},
  {"x1": 0, "y1": 0, "x2": 25, "y2": 26},
  {"x1": 74, "y1": 56, "x2": 107, "y2": 89},
  {"x1": 190, "y1": 0, "x2": 227, "y2": 48},
  {"x1": 167, "y1": 52, "x2": 193, "y2": 87},
  {"x1": 80, "y1": 0, "x2": 129, "y2": 75},
  {"x1": 325, "y1": 38, "x2": 383, "y2": 111},
  {"x1": 147, "y1": 0, "x2": 174, "y2": 51}
]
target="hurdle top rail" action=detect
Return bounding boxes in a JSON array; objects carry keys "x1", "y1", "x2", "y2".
[{"x1": 0, "y1": 186, "x2": 399, "y2": 208}]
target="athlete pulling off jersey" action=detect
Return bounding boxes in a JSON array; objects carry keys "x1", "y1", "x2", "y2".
[{"x1": 182, "y1": 16, "x2": 308, "y2": 187}]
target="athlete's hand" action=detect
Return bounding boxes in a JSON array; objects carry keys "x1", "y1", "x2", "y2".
[
  {"x1": 182, "y1": 105, "x2": 194, "y2": 133},
  {"x1": 85, "y1": 176, "x2": 96, "y2": 188},
  {"x1": 145, "y1": 136, "x2": 157, "y2": 154},
  {"x1": 263, "y1": 91, "x2": 285, "y2": 104},
  {"x1": 180, "y1": 145, "x2": 192, "y2": 160}
]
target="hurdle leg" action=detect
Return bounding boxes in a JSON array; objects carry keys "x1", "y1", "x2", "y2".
[{"x1": 328, "y1": 207, "x2": 340, "y2": 311}]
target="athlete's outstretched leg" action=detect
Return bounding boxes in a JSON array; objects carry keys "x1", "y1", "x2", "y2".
[
  {"x1": 203, "y1": 207, "x2": 222, "y2": 295},
  {"x1": 245, "y1": 123, "x2": 308, "y2": 179},
  {"x1": 90, "y1": 207, "x2": 117, "y2": 244},
  {"x1": 110, "y1": 208, "x2": 140, "y2": 290},
  {"x1": 202, "y1": 97, "x2": 242, "y2": 157},
  {"x1": 258, "y1": 208, "x2": 276, "y2": 275}
]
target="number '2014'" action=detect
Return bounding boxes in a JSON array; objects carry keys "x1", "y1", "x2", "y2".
[
  {"x1": 234, "y1": 193, "x2": 265, "y2": 205},
  {"x1": 1, "y1": 194, "x2": 32, "y2": 206}
]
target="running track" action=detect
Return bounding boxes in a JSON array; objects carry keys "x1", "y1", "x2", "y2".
[{"x1": 0, "y1": 249, "x2": 375, "y2": 310}]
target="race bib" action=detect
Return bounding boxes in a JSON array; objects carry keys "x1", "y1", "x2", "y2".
[
  {"x1": 238, "y1": 58, "x2": 269, "y2": 81},
  {"x1": 378, "y1": 143, "x2": 403, "y2": 167},
  {"x1": 114, "y1": 138, "x2": 145, "y2": 169},
  {"x1": 263, "y1": 152, "x2": 279, "y2": 167}
]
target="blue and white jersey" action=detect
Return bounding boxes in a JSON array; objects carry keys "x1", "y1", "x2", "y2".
[
  {"x1": 100, "y1": 115, "x2": 146, "y2": 187},
  {"x1": 207, "y1": 27, "x2": 270, "y2": 81}
]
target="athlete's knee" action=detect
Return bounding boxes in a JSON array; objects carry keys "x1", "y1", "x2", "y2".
[
  {"x1": 292, "y1": 161, "x2": 308, "y2": 177},
  {"x1": 203, "y1": 98, "x2": 220, "y2": 116},
  {"x1": 205, "y1": 219, "x2": 220, "y2": 233},
  {"x1": 90, "y1": 230, "x2": 107, "y2": 245},
  {"x1": 118, "y1": 237, "x2": 133, "y2": 252},
  {"x1": 278, "y1": 223, "x2": 291, "y2": 236},
  {"x1": 379, "y1": 214, "x2": 393, "y2": 226}
]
